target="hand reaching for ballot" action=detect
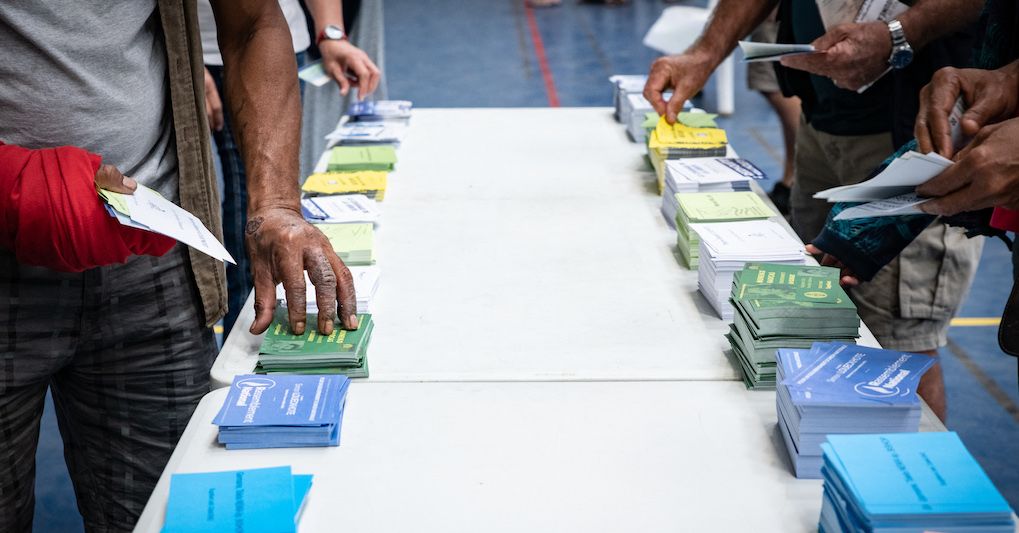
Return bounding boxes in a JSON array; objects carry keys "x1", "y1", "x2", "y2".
[
  {"x1": 915, "y1": 63, "x2": 1019, "y2": 158},
  {"x1": 779, "y1": 22, "x2": 890, "y2": 91},
  {"x1": 917, "y1": 117, "x2": 1019, "y2": 216},
  {"x1": 644, "y1": 52, "x2": 715, "y2": 124},
  {"x1": 95, "y1": 163, "x2": 138, "y2": 194},
  {"x1": 319, "y1": 39, "x2": 381, "y2": 99},
  {"x1": 805, "y1": 244, "x2": 860, "y2": 288},
  {"x1": 245, "y1": 206, "x2": 359, "y2": 336}
]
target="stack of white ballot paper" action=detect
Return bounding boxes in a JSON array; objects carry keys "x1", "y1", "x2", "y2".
[
  {"x1": 695, "y1": 221, "x2": 806, "y2": 319},
  {"x1": 664, "y1": 157, "x2": 764, "y2": 193},
  {"x1": 98, "y1": 185, "x2": 234, "y2": 264},
  {"x1": 815, "y1": 150, "x2": 952, "y2": 220},
  {"x1": 325, "y1": 120, "x2": 407, "y2": 146},
  {"x1": 276, "y1": 266, "x2": 380, "y2": 315},
  {"x1": 609, "y1": 74, "x2": 647, "y2": 122},
  {"x1": 301, "y1": 194, "x2": 379, "y2": 225}
]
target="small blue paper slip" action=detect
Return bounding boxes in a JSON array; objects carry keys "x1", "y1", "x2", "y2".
[
  {"x1": 819, "y1": 433, "x2": 1014, "y2": 532},
  {"x1": 213, "y1": 375, "x2": 350, "y2": 449},
  {"x1": 347, "y1": 100, "x2": 413, "y2": 121},
  {"x1": 162, "y1": 466, "x2": 313, "y2": 533},
  {"x1": 781, "y1": 343, "x2": 935, "y2": 407}
]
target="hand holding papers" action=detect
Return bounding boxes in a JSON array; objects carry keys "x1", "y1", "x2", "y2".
[
  {"x1": 738, "y1": 41, "x2": 816, "y2": 63},
  {"x1": 98, "y1": 185, "x2": 234, "y2": 263}
]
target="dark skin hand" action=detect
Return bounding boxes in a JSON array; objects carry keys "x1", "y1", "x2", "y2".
[
  {"x1": 779, "y1": 21, "x2": 890, "y2": 91},
  {"x1": 917, "y1": 118, "x2": 1019, "y2": 216},
  {"x1": 915, "y1": 63, "x2": 1019, "y2": 158},
  {"x1": 211, "y1": 0, "x2": 357, "y2": 336},
  {"x1": 644, "y1": 0, "x2": 778, "y2": 124},
  {"x1": 805, "y1": 244, "x2": 860, "y2": 287},
  {"x1": 94, "y1": 164, "x2": 137, "y2": 194}
]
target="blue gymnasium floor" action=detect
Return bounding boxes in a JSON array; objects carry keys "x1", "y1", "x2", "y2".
[{"x1": 32, "y1": 1, "x2": 1018, "y2": 531}]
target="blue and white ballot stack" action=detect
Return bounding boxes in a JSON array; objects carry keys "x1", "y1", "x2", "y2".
[
  {"x1": 775, "y1": 343, "x2": 934, "y2": 478},
  {"x1": 213, "y1": 374, "x2": 351, "y2": 449},
  {"x1": 819, "y1": 432, "x2": 1015, "y2": 533}
]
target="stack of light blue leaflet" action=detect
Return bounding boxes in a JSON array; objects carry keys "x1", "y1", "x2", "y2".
[
  {"x1": 776, "y1": 342, "x2": 934, "y2": 479},
  {"x1": 213, "y1": 374, "x2": 350, "y2": 449},
  {"x1": 819, "y1": 432, "x2": 1014, "y2": 532},
  {"x1": 163, "y1": 466, "x2": 312, "y2": 533}
]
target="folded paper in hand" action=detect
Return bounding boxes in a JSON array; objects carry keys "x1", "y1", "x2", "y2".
[
  {"x1": 738, "y1": 41, "x2": 816, "y2": 62},
  {"x1": 98, "y1": 185, "x2": 235, "y2": 263}
]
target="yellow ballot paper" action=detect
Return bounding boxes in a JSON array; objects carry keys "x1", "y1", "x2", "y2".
[
  {"x1": 301, "y1": 171, "x2": 388, "y2": 201},
  {"x1": 98, "y1": 185, "x2": 235, "y2": 264},
  {"x1": 651, "y1": 117, "x2": 728, "y2": 148}
]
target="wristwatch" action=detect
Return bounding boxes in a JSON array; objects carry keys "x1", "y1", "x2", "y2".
[
  {"x1": 317, "y1": 24, "x2": 347, "y2": 45},
  {"x1": 887, "y1": 20, "x2": 913, "y2": 70}
]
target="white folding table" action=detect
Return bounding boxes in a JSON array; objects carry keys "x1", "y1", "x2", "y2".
[{"x1": 211, "y1": 108, "x2": 879, "y2": 387}]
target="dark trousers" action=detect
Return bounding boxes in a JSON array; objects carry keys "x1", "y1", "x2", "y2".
[{"x1": 0, "y1": 247, "x2": 216, "y2": 532}]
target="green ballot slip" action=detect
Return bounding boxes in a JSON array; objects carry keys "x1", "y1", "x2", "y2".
[
  {"x1": 327, "y1": 145, "x2": 397, "y2": 172},
  {"x1": 315, "y1": 222, "x2": 375, "y2": 266}
]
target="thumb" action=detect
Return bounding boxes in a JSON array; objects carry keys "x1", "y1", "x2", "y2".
[
  {"x1": 95, "y1": 164, "x2": 138, "y2": 194},
  {"x1": 812, "y1": 25, "x2": 848, "y2": 51},
  {"x1": 664, "y1": 94, "x2": 685, "y2": 124},
  {"x1": 960, "y1": 101, "x2": 996, "y2": 136}
]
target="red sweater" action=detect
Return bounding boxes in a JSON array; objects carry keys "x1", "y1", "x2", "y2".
[{"x1": 0, "y1": 141, "x2": 175, "y2": 272}]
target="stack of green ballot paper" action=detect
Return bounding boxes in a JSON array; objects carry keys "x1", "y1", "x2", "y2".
[
  {"x1": 725, "y1": 263, "x2": 860, "y2": 389},
  {"x1": 674, "y1": 192, "x2": 775, "y2": 269},
  {"x1": 314, "y1": 222, "x2": 374, "y2": 266},
  {"x1": 327, "y1": 145, "x2": 396, "y2": 172},
  {"x1": 257, "y1": 312, "x2": 374, "y2": 378}
]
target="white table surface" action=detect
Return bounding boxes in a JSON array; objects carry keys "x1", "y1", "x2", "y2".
[
  {"x1": 134, "y1": 381, "x2": 945, "y2": 533},
  {"x1": 211, "y1": 107, "x2": 880, "y2": 387}
]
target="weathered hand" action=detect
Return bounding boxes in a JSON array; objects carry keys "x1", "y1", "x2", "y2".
[
  {"x1": 917, "y1": 118, "x2": 1019, "y2": 216},
  {"x1": 319, "y1": 40, "x2": 381, "y2": 99},
  {"x1": 915, "y1": 63, "x2": 1019, "y2": 158},
  {"x1": 203, "y1": 67, "x2": 224, "y2": 132},
  {"x1": 805, "y1": 244, "x2": 860, "y2": 287},
  {"x1": 95, "y1": 164, "x2": 137, "y2": 194},
  {"x1": 643, "y1": 52, "x2": 714, "y2": 124},
  {"x1": 779, "y1": 22, "x2": 889, "y2": 91},
  {"x1": 245, "y1": 206, "x2": 358, "y2": 336}
]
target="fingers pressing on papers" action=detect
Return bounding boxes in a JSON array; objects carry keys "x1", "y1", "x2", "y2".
[{"x1": 94, "y1": 164, "x2": 138, "y2": 194}]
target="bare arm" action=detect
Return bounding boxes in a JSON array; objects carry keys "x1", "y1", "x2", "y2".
[
  {"x1": 897, "y1": 0, "x2": 984, "y2": 50},
  {"x1": 211, "y1": 0, "x2": 358, "y2": 336},
  {"x1": 644, "y1": 0, "x2": 778, "y2": 123},
  {"x1": 305, "y1": 0, "x2": 381, "y2": 98}
]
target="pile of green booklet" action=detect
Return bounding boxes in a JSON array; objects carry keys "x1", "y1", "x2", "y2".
[
  {"x1": 256, "y1": 312, "x2": 374, "y2": 378},
  {"x1": 674, "y1": 192, "x2": 775, "y2": 269},
  {"x1": 725, "y1": 263, "x2": 860, "y2": 389},
  {"x1": 327, "y1": 145, "x2": 397, "y2": 172},
  {"x1": 314, "y1": 222, "x2": 375, "y2": 266}
]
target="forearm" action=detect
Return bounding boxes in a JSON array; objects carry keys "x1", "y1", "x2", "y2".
[
  {"x1": 305, "y1": 0, "x2": 345, "y2": 38},
  {"x1": 689, "y1": 0, "x2": 779, "y2": 65},
  {"x1": 212, "y1": 1, "x2": 302, "y2": 213},
  {"x1": 899, "y1": 0, "x2": 983, "y2": 50}
]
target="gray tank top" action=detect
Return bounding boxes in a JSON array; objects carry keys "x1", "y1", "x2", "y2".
[{"x1": 0, "y1": 1, "x2": 179, "y2": 201}]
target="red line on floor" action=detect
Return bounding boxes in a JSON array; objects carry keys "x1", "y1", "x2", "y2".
[{"x1": 523, "y1": 2, "x2": 561, "y2": 107}]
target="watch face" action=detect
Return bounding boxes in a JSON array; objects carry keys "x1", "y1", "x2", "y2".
[
  {"x1": 324, "y1": 25, "x2": 345, "y2": 40},
  {"x1": 891, "y1": 47, "x2": 913, "y2": 69}
]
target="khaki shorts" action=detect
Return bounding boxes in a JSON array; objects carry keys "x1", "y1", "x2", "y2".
[
  {"x1": 791, "y1": 119, "x2": 984, "y2": 351},
  {"x1": 746, "y1": 21, "x2": 780, "y2": 94}
]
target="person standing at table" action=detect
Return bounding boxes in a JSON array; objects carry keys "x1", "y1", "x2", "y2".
[
  {"x1": 643, "y1": 0, "x2": 985, "y2": 421},
  {"x1": 199, "y1": 0, "x2": 381, "y2": 337},
  {"x1": 0, "y1": 2, "x2": 357, "y2": 531}
]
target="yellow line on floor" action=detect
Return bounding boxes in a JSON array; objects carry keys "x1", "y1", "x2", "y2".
[{"x1": 950, "y1": 317, "x2": 1001, "y2": 327}]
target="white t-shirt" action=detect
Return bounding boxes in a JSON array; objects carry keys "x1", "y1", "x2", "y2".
[{"x1": 198, "y1": 0, "x2": 311, "y2": 66}]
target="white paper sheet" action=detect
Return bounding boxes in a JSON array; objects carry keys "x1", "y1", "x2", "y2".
[{"x1": 833, "y1": 193, "x2": 930, "y2": 221}]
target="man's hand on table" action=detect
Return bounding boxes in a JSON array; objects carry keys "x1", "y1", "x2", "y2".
[
  {"x1": 245, "y1": 206, "x2": 359, "y2": 336},
  {"x1": 915, "y1": 63, "x2": 1019, "y2": 158},
  {"x1": 643, "y1": 52, "x2": 714, "y2": 124},
  {"x1": 917, "y1": 117, "x2": 1019, "y2": 216},
  {"x1": 319, "y1": 39, "x2": 381, "y2": 99},
  {"x1": 805, "y1": 244, "x2": 860, "y2": 288},
  {"x1": 779, "y1": 22, "x2": 890, "y2": 92}
]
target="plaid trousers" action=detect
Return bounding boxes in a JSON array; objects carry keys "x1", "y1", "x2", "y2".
[{"x1": 0, "y1": 246, "x2": 216, "y2": 532}]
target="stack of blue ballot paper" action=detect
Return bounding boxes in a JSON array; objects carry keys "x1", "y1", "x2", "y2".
[
  {"x1": 819, "y1": 432, "x2": 1015, "y2": 532},
  {"x1": 163, "y1": 466, "x2": 312, "y2": 533},
  {"x1": 776, "y1": 343, "x2": 935, "y2": 479},
  {"x1": 213, "y1": 374, "x2": 350, "y2": 449}
]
